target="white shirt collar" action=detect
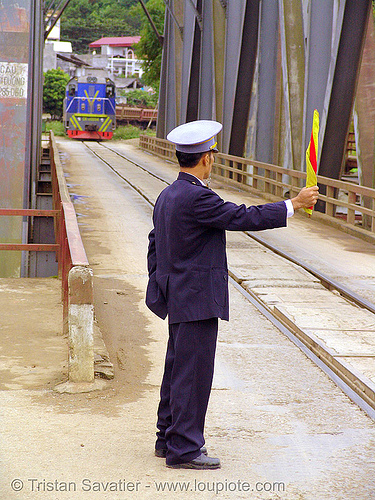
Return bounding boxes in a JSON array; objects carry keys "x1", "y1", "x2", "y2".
[{"x1": 189, "y1": 174, "x2": 207, "y2": 186}]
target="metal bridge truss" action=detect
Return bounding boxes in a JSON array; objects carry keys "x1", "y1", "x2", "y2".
[
  {"x1": 157, "y1": 0, "x2": 375, "y2": 193},
  {"x1": 0, "y1": 0, "x2": 71, "y2": 276}
]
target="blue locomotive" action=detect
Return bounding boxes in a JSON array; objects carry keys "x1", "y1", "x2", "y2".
[{"x1": 63, "y1": 75, "x2": 116, "y2": 140}]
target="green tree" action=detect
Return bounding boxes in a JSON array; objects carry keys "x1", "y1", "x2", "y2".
[
  {"x1": 43, "y1": 68, "x2": 70, "y2": 120},
  {"x1": 121, "y1": 89, "x2": 158, "y2": 108},
  {"x1": 132, "y1": 0, "x2": 165, "y2": 89},
  {"x1": 60, "y1": 0, "x2": 141, "y2": 53}
]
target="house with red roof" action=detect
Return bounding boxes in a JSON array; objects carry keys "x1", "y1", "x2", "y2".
[{"x1": 88, "y1": 36, "x2": 143, "y2": 78}]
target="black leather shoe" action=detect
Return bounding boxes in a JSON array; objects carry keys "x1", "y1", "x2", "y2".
[
  {"x1": 155, "y1": 446, "x2": 208, "y2": 458},
  {"x1": 167, "y1": 453, "x2": 221, "y2": 470}
]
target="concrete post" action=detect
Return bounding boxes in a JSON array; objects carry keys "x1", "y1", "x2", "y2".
[{"x1": 68, "y1": 266, "x2": 94, "y2": 383}]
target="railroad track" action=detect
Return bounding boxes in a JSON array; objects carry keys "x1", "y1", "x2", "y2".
[{"x1": 82, "y1": 140, "x2": 375, "y2": 419}]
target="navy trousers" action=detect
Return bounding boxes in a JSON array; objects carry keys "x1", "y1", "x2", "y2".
[{"x1": 155, "y1": 318, "x2": 218, "y2": 465}]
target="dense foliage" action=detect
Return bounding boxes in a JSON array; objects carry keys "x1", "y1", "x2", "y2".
[
  {"x1": 131, "y1": 0, "x2": 165, "y2": 89},
  {"x1": 43, "y1": 68, "x2": 70, "y2": 120},
  {"x1": 45, "y1": 120, "x2": 66, "y2": 136},
  {"x1": 60, "y1": 0, "x2": 141, "y2": 53},
  {"x1": 119, "y1": 89, "x2": 158, "y2": 108},
  {"x1": 60, "y1": 0, "x2": 164, "y2": 93}
]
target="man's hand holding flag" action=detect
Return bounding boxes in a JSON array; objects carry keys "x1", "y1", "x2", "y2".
[
  {"x1": 290, "y1": 108, "x2": 319, "y2": 213},
  {"x1": 304, "y1": 109, "x2": 319, "y2": 216}
]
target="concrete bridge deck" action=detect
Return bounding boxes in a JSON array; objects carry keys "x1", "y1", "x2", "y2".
[{"x1": 1, "y1": 137, "x2": 375, "y2": 500}]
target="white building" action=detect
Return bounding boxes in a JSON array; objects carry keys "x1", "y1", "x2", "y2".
[
  {"x1": 88, "y1": 36, "x2": 143, "y2": 78},
  {"x1": 43, "y1": 19, "x2": 73, "y2": 72}
]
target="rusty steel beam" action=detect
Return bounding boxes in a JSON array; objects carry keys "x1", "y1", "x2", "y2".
[
  {"x1": 228, "y1": 0, "x2": 260, "y2": 157},
  {"x1": 355, "y1": 12, "x2": 375, "y2": 190},
  {"x1": 156, "y1": 4, "x2": 171, "y2": 137},
  {"x1": 302, "y1": 0, "x2": 333, "y2": 166},
  {"x1": 0, "y1": 209, "x2": 59, "y2": 217},
  {"x1": 221, "y1": 0, "x2": 245, "y2": 153},
  {"x1": 255, "y1": 0, "x2": 279, "y2": 164},
  {"x1": 212, "y1": 0, "x2": 226, "y2": 143},
  {"x1": 186, "y1": 0, "x2": 202, "y2": 122},
  {"x1": 199, "y1": 0, "x2": 214, "y2": 119},
  {"x1": 0, "y1": 244, "x2": 59, "y2": 251},
  {"x1": 278, "y1": 0, "x2": 305, "y2": 171},
  {"x1": 318, "y1": 0, "x2": 372, "y2": 182},
  {"x1": 354, "y1": 12, "x2": 375, "y2": 229}
]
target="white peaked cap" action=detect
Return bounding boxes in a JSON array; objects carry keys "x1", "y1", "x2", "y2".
[{"x1": 167, "y1": 120, "x2": 223, "y2": 153}]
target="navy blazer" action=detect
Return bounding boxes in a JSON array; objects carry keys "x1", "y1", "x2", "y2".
[{"x1": 146, "y1": 172, "x2": 287, "y2": 324}]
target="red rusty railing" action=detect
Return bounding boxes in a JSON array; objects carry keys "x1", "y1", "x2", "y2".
[
  {"x1": 0, "y1": 209, "x2": 59, "y2": 252},
  {"x1": 0, "y1": 131, "x2": 90, "y2": 332},
  {"x1": 0, "y1": 208, "x2": 59, "y2": 252},
  {"x1": 50, "y1": 131, "x2": 90, "y2": 330},
  {"x1": 140, "y1": 134, "x2": 375, "y2": 237}
]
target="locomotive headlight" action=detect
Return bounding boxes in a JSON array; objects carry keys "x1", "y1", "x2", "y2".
[
  {"x1": 100, "y1": 117, "x2": 104, "y2": 122},
  {"x1": 77, "y1": 117, "x2": 82, "y2": 121}
]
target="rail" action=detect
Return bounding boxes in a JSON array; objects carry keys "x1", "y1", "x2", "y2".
[
  {"x1": 140, "y1": 135, "x2": 375, "y2": 238},
  {"x1": 87, "y1": 138, "x2": 375, "y2": 415},
  {"x1": 0, "y1": 131, "x2": 94, "y2": 384}
]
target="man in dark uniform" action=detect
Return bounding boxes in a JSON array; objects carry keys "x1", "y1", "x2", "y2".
[{"x1": 146, "y1": 120, "x2": 319, "y2": 469}]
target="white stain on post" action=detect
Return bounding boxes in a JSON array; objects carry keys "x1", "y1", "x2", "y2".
[{"x1": 68, "y1": 266, "x2": 94, "y2": 383}]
